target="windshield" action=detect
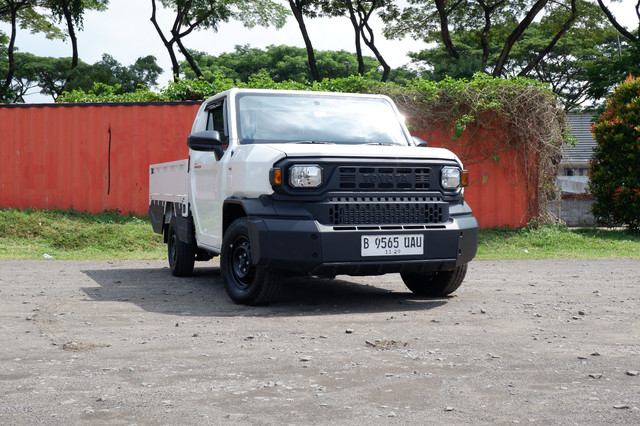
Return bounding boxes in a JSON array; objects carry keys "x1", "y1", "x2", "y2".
[{"x1": 236, "y1": 93, "x2": 409, "y2": 146}]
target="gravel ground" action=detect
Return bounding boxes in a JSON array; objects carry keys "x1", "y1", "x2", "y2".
[{"x1": 1, "y1": 259, "x2": 639, "y2": 425}]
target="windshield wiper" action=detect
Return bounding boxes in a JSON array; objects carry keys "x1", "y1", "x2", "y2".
[
  {"x1": 366, "y1": 142, "x2": 395, "y2": 146},
  {"x1": 296, "y1": 140, "x2": 334, "y2": 144}
]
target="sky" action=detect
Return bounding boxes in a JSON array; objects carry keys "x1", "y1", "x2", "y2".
[{"x1": 2, "y1": 0, "x2": 638, "y2": 103}]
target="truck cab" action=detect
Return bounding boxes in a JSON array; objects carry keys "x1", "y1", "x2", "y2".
[{"x1": 150, "y1": 88, "x2": 478, "y2": 305}]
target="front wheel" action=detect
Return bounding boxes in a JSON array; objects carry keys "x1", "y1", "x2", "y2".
[
  {"x1": 401, "y1": 263, "x2": 468, "y2": 297},
  {"x1": 220, "y1": 218, "x2": 282, "y2": 305}
]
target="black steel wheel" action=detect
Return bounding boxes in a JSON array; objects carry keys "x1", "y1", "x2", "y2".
[
  {"x1": 401, "y1": 263, "x2": 468, "y2": 297},
  {"x1": 220, "y1": 217, "x2": 282, "y2": 305},
  {"x1": 167, "y1": 219, "x2": 195, "y2": 277}
]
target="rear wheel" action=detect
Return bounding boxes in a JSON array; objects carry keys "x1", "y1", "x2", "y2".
[
  {"x1": 401, "y1": 263, "x2": 468, "y2": 297},
  {"x1": 220, "y1": 217, "x2": 282, "y2": 305},
  {"x1": 167, "y1": 219, "x2": 195, "y2": 277}
]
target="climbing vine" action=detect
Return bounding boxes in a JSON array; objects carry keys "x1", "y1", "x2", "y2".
[{"x1": 379, "y1": 74, "x2": 566, "y2": 221}]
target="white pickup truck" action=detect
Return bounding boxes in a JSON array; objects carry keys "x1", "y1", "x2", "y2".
[{"x1": 149, "y1": 88, "x2": 478, "y2": 305}]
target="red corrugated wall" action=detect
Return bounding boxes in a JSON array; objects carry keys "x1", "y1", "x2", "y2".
[
  {"x1": 1, "y1": 103, "x2": 200, "y2": 214},
  {"x1": 0, "y1": 103, "x2": 534, "y2": 228},
  {"x1": 414, "y1": 125, "x2": 533, "y2": 229}
]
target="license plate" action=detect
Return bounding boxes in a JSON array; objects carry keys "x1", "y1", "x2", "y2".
[{"x1": 361, "y1": 234, "x2": 424, "y2": 257}]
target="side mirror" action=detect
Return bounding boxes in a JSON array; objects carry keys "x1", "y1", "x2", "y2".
[
  {"x1": 412, "y1": 136, "x2": 428, "y2": 147},
  {"x1": 187, "y1": 130, "x2": 224, "y2": 159}
]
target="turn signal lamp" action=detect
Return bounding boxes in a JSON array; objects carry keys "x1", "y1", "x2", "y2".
[
  {"x1": 273, "y1": 168, "x2": 282, "y2": 186},
  {"x1": 461, "y1": 170, "x2": 469, "y2": 187}
]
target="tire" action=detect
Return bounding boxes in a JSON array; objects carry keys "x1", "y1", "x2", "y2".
[
  {"x1": 401, "y1": 263, "x2": 468, "y2": 297},
  {"x1": 167, "y1": 219, "x2": 195, "y2": 277},
  {"x1": 220, "y1": 217, "x2": 282, "y2": 305}
]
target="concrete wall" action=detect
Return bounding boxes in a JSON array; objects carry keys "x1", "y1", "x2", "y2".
[{"x1": 547, "y1": 199, "x2": 595, "y2": 227}]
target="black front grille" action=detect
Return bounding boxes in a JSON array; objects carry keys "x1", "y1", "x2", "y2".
[
  {"x1": 337, "y1": 166, "x2": 432, "y2": 191},
  {"x1": 325, "y1": 196, "x2": 448, "y2": 225}
]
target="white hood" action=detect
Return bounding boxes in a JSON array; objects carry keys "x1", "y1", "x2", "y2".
[{"x1": 261, "y1": 143, "x2": 462, "y2": 164}]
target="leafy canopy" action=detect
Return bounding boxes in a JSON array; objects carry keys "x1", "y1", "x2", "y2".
[{"x1": 179, "y1": 44, "x2": 416, "y2": 84}]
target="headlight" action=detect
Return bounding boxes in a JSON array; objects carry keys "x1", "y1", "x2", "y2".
[
  {"x1": 441, "y1": 167, "x2": 461, "y2": 190},
  {"x1": 289, "y1": 165, "x2": 323, "y2": 188}
]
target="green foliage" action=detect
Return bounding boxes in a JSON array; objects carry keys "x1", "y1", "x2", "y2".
[
  {"x1": 586, "y1": 41, "x2": 640, "y2": 105},
  {"x1": 154, "y1": 0, "x2": 289, "y2": 78},
  {"x1": 180, "y1": 44, "x2": 395, "y2": 84},
  {"x1": 4, "y1": 52, "x2": 162, "y2": 102},
  {"x1": 589, "y1": 75, "x2": 640, "y2": 232},
  {"x1": 0, "y1": 1, "x2": 65, "y2": 40},
  {"x1": 46, "y1": 0, "x2": 109, "y2": 30},
  {"x1": 65, "y1": 54, "x2": 163, "y2": 93},
  {"x1": 384, "y1": 0, "x2": 629, "y2": 110},
  {"x1": 60, "y1": 82, "x2": 164, "y2": 103},
  {"x1": 311, "y1": 73, "x2": 385, "y2": 93},
  {"x1": 507, "y1": 0, "x2": 627, "y2": 111},
  {"x1": 158, "y1": 74, "x2": 234, "y2": 101},
  {"x1": 156, "y1": 0, "x2": 288, "y2": 32},
  {"x1": 395, "y1": 73, "x2": 558, "y2": 146}
]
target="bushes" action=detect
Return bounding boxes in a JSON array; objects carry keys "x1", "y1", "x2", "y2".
[{"x1": 589, "y1": 75, "x2": 640, "y2": 232}]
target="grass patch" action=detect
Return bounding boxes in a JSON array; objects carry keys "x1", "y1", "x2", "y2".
[
  {"x1": 0, "y1": 209, "x2": 165, "y2": 260},
  {"x1": 477, "y1": 224, "x2": 640, "y2": 260},
  {"x1": 1, "y1": 209, "x2": 640, "y2": 261}
]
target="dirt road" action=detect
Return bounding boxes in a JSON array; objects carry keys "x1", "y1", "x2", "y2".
[{"x1": 1, "y1": 259, "x2": 639, "y2": 425}]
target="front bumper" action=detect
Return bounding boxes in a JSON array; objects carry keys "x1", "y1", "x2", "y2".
[{"x1": 246, "y1": 212, "x2": 478, "y2": 276}]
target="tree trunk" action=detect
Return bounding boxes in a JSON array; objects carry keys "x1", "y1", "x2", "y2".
[
  {"x1": 436, "y1": 0, "x2": 459, "y2": 60},
  {"x1": 4, "y1": 2, "x2": 20, "y2": 95},
  {"x1": 346, "y1": 0, "x2": 365, "y2": 75},
  {"x1": 288, "y1": 0, "x2": 320, "y2": 82},
  {"x1": 492, "y1": 0, "x2": 548, "y2": 77},
  {"x1": 361, "y1": 22, "x2": 390, "y2": 81},
  {"x1": 62, "y1": 2, "x2": 78, "y2": 69},
  {"x1": 150, "y1": 0, "x2": 181, "y2": 81},
  {"x1": 357, "y1": 1, "x2": 390, "y2": 82},
  {"x1": 477, "y1": 0, "x2": 506, "y2": 70},
  {"x1": 518, "y1": 0, "x2": 577, "y2": 77},
  {"x1": 175, "y1": 37, "x2": 203, "y2": 79}
]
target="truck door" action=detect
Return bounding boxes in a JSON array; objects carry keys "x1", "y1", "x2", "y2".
[{"x1": 190, "y1": 98, "x2": 228, "y2": 250}]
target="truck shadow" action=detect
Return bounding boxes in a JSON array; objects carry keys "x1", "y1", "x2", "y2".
[{"x1": 81, "y1": 265, "x2": 448, "y2": 318}]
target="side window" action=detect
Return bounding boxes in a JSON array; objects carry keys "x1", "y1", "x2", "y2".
[{"x1": 205, "y1": 100, "x2": 229, "y2": 147}]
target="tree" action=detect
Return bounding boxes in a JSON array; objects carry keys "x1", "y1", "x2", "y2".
[
  {"x1": 585, "y1": 39, "x2": 640, "y2": 105},
  {"x1": 507, "y1": 1, "x2": 620, "y2": 110},
  {"x1": 589, "y1": 75, "x2": 640, "y2": 232},
  {"x1": 64, "y1": 53, "x2": 163, "y2": 95},
  {"x1": 150, "y1": 0, "x2": 288, "y2": 82},
  {"x1": 14, "y1": 52, "x2": 71, "y2": 101},
  {"x1": 45, "y1": 0, "x2": 109, "y2": 69},
  {"x1": 7, "y1": 52, "x2": 162, "y2": 101},
  {"x1": 319, "y1": 0, "x2": 394, "y2": 81},
  {"x1": 1, "y1": 0, "x2": 63, "y2": 102},
  {"x1": 382, "y1": 0, "x2": 578, "y2": 77},
  {"x1": 581, "y1": 1, "x2": 640, "y2": 104}
]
